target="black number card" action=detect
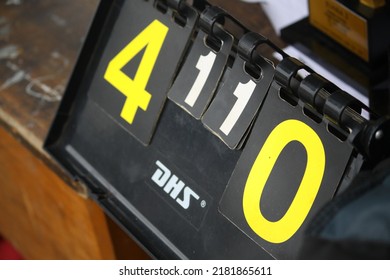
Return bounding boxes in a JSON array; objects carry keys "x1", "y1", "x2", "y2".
[
  {"x1": 88, "y1": 0, "x2": 197, "y2": 145},
  {"x1": 219, "y1": 80, "x2": 354, "y2": 259},
  {"x1": 202, "y1": 33, "x2": 275, "y2": 149},
  {"x1": 168, "y1": 26, "x2": 234, "y2": 120}
]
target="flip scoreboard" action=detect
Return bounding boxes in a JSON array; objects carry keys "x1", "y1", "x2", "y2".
[{"x1": 45, "y1": 0, "x2": 390, "y2": 259}]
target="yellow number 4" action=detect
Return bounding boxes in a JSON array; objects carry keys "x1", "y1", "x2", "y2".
[{"x1": 104, "y1": 20, "x2": 169, "y2": 124}]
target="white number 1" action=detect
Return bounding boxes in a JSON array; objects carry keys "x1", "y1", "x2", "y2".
[
  {"x1": 184, "y1": 51, "x2": 216, "y2": 107},
  {"x1": 220, "y1": 80, "x2": 256, "y2": 135}
]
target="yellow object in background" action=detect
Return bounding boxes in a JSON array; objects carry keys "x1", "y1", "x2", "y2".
[
  {"x1": 309, "y1": 0, "x2": 369, "y2": 62},
  {"x1": 359, "y1": 0, "x2": 386, "y2": 8}
]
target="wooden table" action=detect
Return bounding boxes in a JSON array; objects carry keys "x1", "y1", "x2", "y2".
[{"x1": 0, "y1": 0, "x2": 282, "y2": 259}]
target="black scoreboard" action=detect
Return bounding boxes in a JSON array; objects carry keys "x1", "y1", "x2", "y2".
[{"x1": 45, "y1": 0, "x2": 389, "y2": 259}]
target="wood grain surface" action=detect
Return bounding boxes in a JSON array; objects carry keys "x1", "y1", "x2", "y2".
[
  {"x1": 0, "y1": 0, "x2": 99, "y2": 147},
  {"x1": 0, "y1": 125, "x2": 116, "y2": 259}
]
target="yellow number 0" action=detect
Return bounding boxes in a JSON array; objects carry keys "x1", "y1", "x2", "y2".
[
  {"x1": 104, "y1": 20, "x2": 169, "y2": 124},
  {"x1": 243, "y1": 119, "x2": 326, "y2": 243}
]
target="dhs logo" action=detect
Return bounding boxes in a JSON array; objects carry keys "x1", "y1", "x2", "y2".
[{"x1": 151, "y1": 161, "x2": 207, "y2": 210}]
